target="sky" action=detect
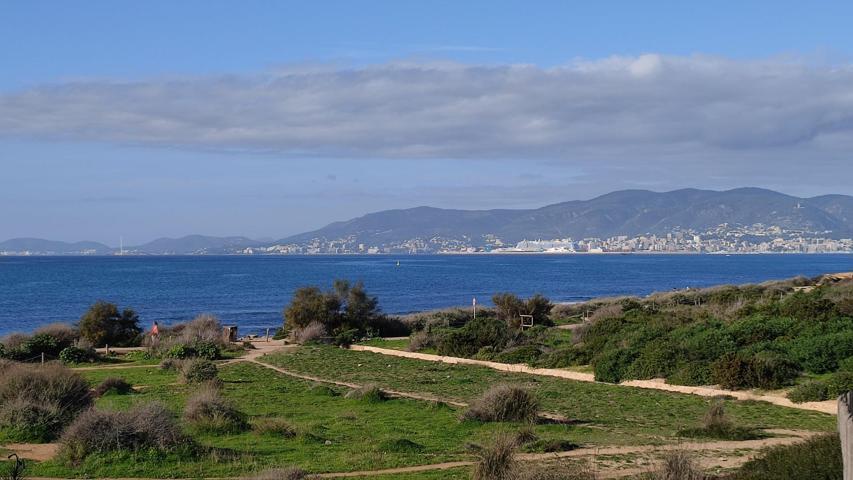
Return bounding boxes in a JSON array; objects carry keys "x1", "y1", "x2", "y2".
[{"x1": 2, "y1": 1, "x2": 853, "y2": 245}]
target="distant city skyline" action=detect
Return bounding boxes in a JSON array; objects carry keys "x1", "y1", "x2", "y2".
[{"x1": 3, "y1": 1, "x2": 853, "y2": 244}]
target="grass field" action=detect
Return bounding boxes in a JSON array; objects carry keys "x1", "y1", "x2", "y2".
[
  {"x1": 27, "y1": 361, "x2": 586, "y2": 478},
  {"x1": 260, "y1": 346, "x2": 835, "y2": 445}
]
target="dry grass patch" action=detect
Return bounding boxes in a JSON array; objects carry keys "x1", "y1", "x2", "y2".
[
  {"x1": 184, "y1": 383, "x2": 249, "y2": 433},
  {"x1": 462, "y1": 384, "x2": 539, "y2": 423}
]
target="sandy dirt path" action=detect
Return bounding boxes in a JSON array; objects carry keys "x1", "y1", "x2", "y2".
[{"x1": 350, "y1": 345, "x2": 837, "y2": 414}]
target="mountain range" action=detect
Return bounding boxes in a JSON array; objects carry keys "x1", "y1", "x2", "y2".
[{"x1": 4, "y1": 188, "x2": 853, "y2": 255}]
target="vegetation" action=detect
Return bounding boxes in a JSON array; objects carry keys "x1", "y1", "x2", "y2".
[
  {"x1": 93, "y1": 377, "x2": 133, "y2": 397},
  {"x1": 471, "y1": 434, "x2": 517, "y2": 480},
  {"x1": 0, "y1": 361, "x2": 92, "y2": 442},
  {"x1": 655, "y1": 450, "x2": 705, "y2": 480},
  {"x1": 677, "y1": 401, "x2": 760, "y2": 440},
  {"x1": 788, "y1": 371, "x2": 853, "y2": 402},
  {"x1": 727, "y1": 433, "x2": 841, "y2": 479},
  {"x1": 283, "y1": 280, "x2": 407, "y2": 344},
  {"x1": 60, "y1": 402, "x2": 189, "y2": 462},
  {"x1": 78, "y1": 301, "x2": 141, "y2": 347},
  {"x1": 184, "y1": 382, "x2": 249, "y2": 433},
  {"x1": 462, "y1": 385, "x2": 539, "y2": 423},
  {"x1": 145, "y1": 314, "x2": 228, "y2": 360},
  {"x1": 180, "y1": 358, "x2": 219, "y2": 384}
]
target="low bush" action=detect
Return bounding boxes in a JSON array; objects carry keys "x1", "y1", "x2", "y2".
[
  {"x1": 378, "y1": 438, "x2": 425, "y2": 453},
  {"x1": 655, "y1": 450, "x2": 705, "y2": 480},
  {"x1": 472, "y1": 434, "x2": 517, "y2": 480},
  {"x1": 59, "y1": 346, "x2": 97, "y2": 364},
  {"x1": 192, "y1": 341, "x2": 221, "y2": 360},
  {"x1": 180, "y1": 358, "x2": 219, "y2": 384},
  {"x1": 435, "y1": 317, "x2": 511, "y2": 357},
  {"x1": 710, "y1": 352, "x2": 798, "y2": 390},
  {"x1": 0, "y1": 362, "x2": 92, "y2": 441},
  {"x1": 248, "y1": 468, "x2": 311, "y2": 480},
  {"x1": 290, "y1": 322, "x2": 327, "y2": 345},
  {"x1": 728, "y1": 433, "x2": 840, "y2": 480},
  {"x1": 825, "y1": 370, "x2": 853, "y2": 397},
  {"x1": 345, "y1": 384, "x2": 386, "y2": 403},
  {"x1": 593, "y1": 348, "x2": 636, "y2": 383},
  {"x1": 184, "y1": 383, "x2": 248, "y2": 433},
  {"x1": 462, "y1": 384, "x2": 538, "y2": 423},
  {"x1": 678, "y1": 402, "x2": 759, "y2": 441},
  {"x1": 165, "y1": 343, "x2": 196, "y2": 359},
  {"x1": 667, "y1": 362, "x2": 712, "y2": 386},
  {"x1": 159, "y1": 358, "x2": 182, "y2": 371},
  {"x1": 93, "y1": 377, "x2": 133, "y2": 397},
  {"x1": 78, "y1": 301, "x2": 141, "y2": 347},
  {"x1": 788, "y1": 381, "x2": 831, "y2": 403},
  {"x1": 494, "y1": 344, "x2": 543, "y2": 365},
  {"x1": 407, "y1": 330, "x2": 433, "y2": 352},
  {"x1": 60, "y1": 402, "x2": 188, "y2": 461},
  {"x1": 253, "y1": 418, "x2": 297, "y2": 437}
]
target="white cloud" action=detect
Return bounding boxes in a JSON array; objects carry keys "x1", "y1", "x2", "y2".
[{"x1": 1, "y1": 55, "x2": 853, "y2": 164}]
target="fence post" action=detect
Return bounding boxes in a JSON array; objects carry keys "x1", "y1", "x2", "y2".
[
  {"x1": 266, "y1": 328, "x2": 270, "y2": 342},
  {"x1": 41, "y1": 352, "x2": 44, "y2": 364},
  {"x1": 840, "y1": 393, "x2": 852, "y2": 480}
]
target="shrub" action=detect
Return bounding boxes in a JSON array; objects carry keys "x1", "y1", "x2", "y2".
[
  {"x1": 0, "y1": 362, "x2": 92, "y2": 441},
  {"x1": 492, "y1": 292, "x2": 554, "y2": 328},
  {"x1": 788, "y1": 381, "x2": 830, "y2": 403},
  {"x1": 166, "y1": 343, "x2": 195, "y2": 359},
  {"x1": 184, "y1": 383, "x2": 248, "y2": 433},
  {"x1": 624, "y1": 340, "x2": 676, "y2": 380},
  {"x1": 332, "y1": 328, "x2": 359, "y2": 347},
  {"x1": 678, "y1": 401, "x2": 759, "y2": 440},
  {"x1": 710, "y1": 352, "x2": 798, "y2": 390},
  {"x1": 790, "y1": 331, "x2": 853, "y2": 374},
  {"x1": 472, "y1": 434, "x2": 517, "y2": 480},
  {"x1": 436, "y1": 317, "x2": 511, "y2": 357},
  {"x1": 59, "y1": 346, "x2": 97, "y2": 364},
  {"x1": 179, "y1": 314, "x2": 225, "y2": 345},
  {"x1": 78, "y1": 301, "x2": 141, "y2": 347},
  {"x1": 463, "y1": 384, "x2": 538, "y2": 423},
  {"x1": 159, "y1": 358, "x2": 182, "y2": 371},
  {"x1": 667, "y1": 362, "x2": 712, "y2": 386},
  {"x1": 192, "y1": 341, "x2": 221, "y2": 360},
  {"x1": 655, "y1": 450, "x2": 705, "y2": 480},
  {"x1": 825, "y1": 370, "x2": 853, "y2": 397},
  {"x1": 494, "y1": 345, "x2": 543, "y2": 365},
  {"x1": 729, "y1": 433, "x2": 840, "y2": 480},
  {"x1": 593, "y1": 348, "x2": 636, "y2": 383},
  {"x1": 33, "y1": 323, "x2": 79, "y2": 349},
  {"x1": 248, "y1": 468, "x2": 311, "y2": 480},
  {"x1": 407, "y1": 330, "x2": 433, "y2": 352},
  {"x1": 291, "y1": 322, "x2": 327, "y2": 344},
  {"x1": 254, "y1": 418, "x2": 297, "y2": 437},
  {"x1": 60, "y1": 402, "x2": 187, "y2": 461},
  {"x1": 345, "y1": 384, "x2": 386, "y2": 403},
  {"x1": 21, "y1": 333, "x2": 61, "y2": 359},
  {"x1": 93, "y1": 377, "x2": 133, "y2": 397},
  {"x1": 180, "y1": 359, "x2": 219, "y2": 384}
]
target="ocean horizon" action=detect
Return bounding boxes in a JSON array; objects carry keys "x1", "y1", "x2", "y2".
[{"x1": 4, "y1": 253, "x2": 853, "y2": 337}]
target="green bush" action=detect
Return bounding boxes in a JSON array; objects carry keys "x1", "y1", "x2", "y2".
[
  {"x1": 184, "y1": 383, "x2": 248, "y2": 433},
  {"x1": 593, "y1": 349, "x2": 635, "y2": 383},
  {"x1": 534, "y1": 346, "x2": 588, "y2": 369},
  {"x1": 78, "y1": 301, "x2": 141, "y2": 347},
  {"x1": 180, "y1": 359, "x2": 218, "y2": 384},
  {"x1": 667, "y1": 362, "x2": 712, "y2": 386},
  {"x1": 729, "y1": 433, "x2": 840, "y2": 480},
  {"x1": 21, "y1": 333, "x2": 61, "y2": 358},
  {"x1": 435, "y1": 316, "x2": 512, "y2": 358},
  {"x1": 787, "y1": 381, "x2": 830, "y2": 403},
  {"x1": 790, "y1": 331, "x2": 853, "y2": 374},
  {"x1": 192, "y1": 341, "x2": 221, "y2": 360},
  {"x1": 59, "y1": 346, "x2": 97, "y2": 364},
  {"x1": 93, "y1": 377, "x2": 133, "y2": 397},
  {"x1": 345, "y1": 384, "x2": 387, "y2": 403},
  {"x1": 826, "y1": 370, "x2": 853, "y2": 397},
  {"x1": 166, "y1": 343, "x2": 195, "y2": 359},
  {"x1": 623, "y1": 340, "x2": 676, "y2": 380},
  {"x1": 711, "y1": 352, "x2": 798, "y2": 390},
  {"x1": 493, "y1": 345, "x2": 543, "y2": 365}
]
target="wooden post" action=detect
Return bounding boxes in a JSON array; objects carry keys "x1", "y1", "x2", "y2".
[
  {"x1": 266, "y1": 328, "x2": 270, "y2": 342},
  {"x1": 41, "y1": 352, "x2": 45, "y2": 364},
  {"x1": 840, "y1": 393, "x2": 853, "y2": 480}
]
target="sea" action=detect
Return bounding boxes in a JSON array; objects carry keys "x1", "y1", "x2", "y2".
[{"x1": 3, "y1": 254, "x2": 853, "y2": 337}]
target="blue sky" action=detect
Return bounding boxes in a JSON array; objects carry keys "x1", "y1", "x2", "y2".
[{"x1": 2, "y1": 1, "x2": 853, "y2": 244}]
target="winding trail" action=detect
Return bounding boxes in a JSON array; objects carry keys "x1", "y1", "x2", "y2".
[{"x1": 349, "y1": 344, "x2": 838, "y2": 415}]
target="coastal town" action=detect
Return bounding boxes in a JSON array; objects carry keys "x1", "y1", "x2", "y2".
[{"x1": 241, "y1": 223, "x2": 853, "y2": 255}]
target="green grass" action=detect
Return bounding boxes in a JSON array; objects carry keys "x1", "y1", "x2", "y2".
[
  {"x1": 27, "y1": 362, "x2": 577, "y2": 478},
  {"x1": 359, "y1": 338, "x2": 411, "y2": 350},
  {"x1": 260, "y1": 346, "x2": 835, "y2": 445}
]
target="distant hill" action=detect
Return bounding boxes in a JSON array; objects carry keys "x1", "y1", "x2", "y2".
[
  {"x1": 7, "y1": 188, "x2": 853, "y2": 255},
  {"x1": 280, "y1": 188, "x2": 853, "y2": 246},
  {"x1": 130, "y1": 235, "x2": 263, "y2": 254},
  {"x1": 0, "y1": 238, "x2": 112, "y2": 255}
]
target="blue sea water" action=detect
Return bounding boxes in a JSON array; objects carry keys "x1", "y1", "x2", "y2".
[{"x1": 3, "y1": 254, "x2": 853, "y2": 337}]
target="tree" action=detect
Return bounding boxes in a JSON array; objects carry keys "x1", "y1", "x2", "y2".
[
  {"x1": 283, "y1": 286, "x2": 341, "y2": 331},
  {"x1": 492, "y1": 293, "x2": 554, "y2": 328},
  {"x1": 282, "y1": 280, "x2": 385, "y2": 336},
  {"x1": 78, "y1": 301, "x2": 141, "y2": 347}
]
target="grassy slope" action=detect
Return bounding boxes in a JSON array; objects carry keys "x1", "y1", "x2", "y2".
[
  {"x1": 29, "y1": 362, "x2": 573, "y2": 478},
  {"x1": 261, "y1": 346, "x2": 835, "y2": 443}
]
